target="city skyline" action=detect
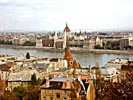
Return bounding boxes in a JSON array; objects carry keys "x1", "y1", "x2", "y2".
[{"x1": 0, "y1": 0, "x2": 133, "y2": 31}]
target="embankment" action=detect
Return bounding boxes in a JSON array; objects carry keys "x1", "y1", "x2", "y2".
[{"x1": 0, "y1": 45, "x2": 133, "y2": 55}]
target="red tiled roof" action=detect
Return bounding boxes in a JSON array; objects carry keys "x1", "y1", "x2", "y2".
[
  {"x1": 50, "y1": 58, "x2": 59, "y2": 62},
  {"x1": 0, "y1": 64, "x2": 11, "y2": 71},
  {"x1": 73, "y1": 60, "x2": 79, "y2": 68},
  {"x1": 64, "y1": 49, "x2": 73, "y2": 60}
]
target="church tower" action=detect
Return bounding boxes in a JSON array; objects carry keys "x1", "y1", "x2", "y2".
[
  {"x1": 63, "y1": 23, "x2": 79, "y2": 68},
  {"x1": 54, "y1": 31, "x2": 57, "y2": 48}
]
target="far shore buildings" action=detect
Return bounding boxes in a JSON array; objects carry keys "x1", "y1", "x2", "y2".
[
  {"x1": 35, "y1": 24, "x2": 103, "y2": 49},
  {"x1": 0, "y1": 26, "x2": 133, "y2": 50}
]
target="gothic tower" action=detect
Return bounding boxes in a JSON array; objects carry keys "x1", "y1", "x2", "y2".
[{"x1": 63, "y1": 23, "x2": 70, "y2": 49}]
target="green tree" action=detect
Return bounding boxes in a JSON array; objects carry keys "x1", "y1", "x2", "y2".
[
  {"x1": 31, "y1": 73, "x2": 37, "y2": 85},
  {"x1": 26, "y1": 52, "x2": 30, "y2": 59},
  {"x1": 2, "y1": 90, "x2": 19, "y2": 100},
  {"x1": 0, "y1": 40, "x2": 12, "y2": 45},
  {"x1": 23, "y1": 86, "x2": 40, "y2": 100},
  {"x1": 94, "y1": 63, "x2": 104, "y2": 100},
  {"x1": 12, "y1": 86, "x2": 24, "y2": 100},
  {"x1": 22, "y1": 41, "x2": 36, "y2": 46},
  {"x1": 105, "y1": 41, "x2": 120, "y2": 50},
  {"x1": 31, "y1": 73, "x2": 41, "y2": 86},
  {"x1": 94, "y1": 45, "x2": 103, "y2": 49}
]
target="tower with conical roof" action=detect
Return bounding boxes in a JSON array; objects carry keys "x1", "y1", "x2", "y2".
[{"x1": 63, "y1": 23, "x2": 79, "y2": 68}]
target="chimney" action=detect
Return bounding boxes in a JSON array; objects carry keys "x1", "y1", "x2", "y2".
[
  {"x1": 46, "y1": 79, "x2": 49, "y2": 87},
  {"x1": 66, "y1": 80, "x2": 70, "y2": 89}
]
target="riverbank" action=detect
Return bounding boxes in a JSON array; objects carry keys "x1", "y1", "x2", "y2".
[{"x1": 0, "y1": 45, "x2": 133, "y2": 55}]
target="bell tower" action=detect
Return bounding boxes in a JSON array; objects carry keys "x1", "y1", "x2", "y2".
[{"x1": 63, "y1": 23, "x2": 79, "y2": 68}]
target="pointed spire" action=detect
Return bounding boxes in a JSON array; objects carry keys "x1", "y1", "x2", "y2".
[
  {"x1": 64, "y1": 49, "x2": 73, "y2": 60},
  {"x1": 79, "y1": 30, "x2": 81, "y2": 34},
  {"x1": 63, "y1": 22, "x2": 70, "y2": 32},
  {"x1": 66, "y1": 22, "x2": 68, "y2": 27}
]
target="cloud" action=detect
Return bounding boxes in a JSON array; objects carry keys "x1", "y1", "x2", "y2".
[
  {"x1": 0, "y1": 0, "x2": 13, "y2": 3},
  {"x1": 0, "y1": 0, "x2": 133, "y2": 30}
]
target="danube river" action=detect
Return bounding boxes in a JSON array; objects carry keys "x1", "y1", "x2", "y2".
[{"x1": 0, "y1": 47, "x2": 133, "y2": 67}]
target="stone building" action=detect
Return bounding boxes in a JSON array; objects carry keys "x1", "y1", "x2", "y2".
[
  {"x1": 120, "y1": 38, "x2": 129, "y2": 49},
  {"x1": 40, "y1": 77, "x2": 87, "y2": 100},
  {"x1": 42, "y1": 39, "x2": 54, "y2": 47},
  {"x1": 7, "y1": 69, "x2": 40, "y2": 91}
]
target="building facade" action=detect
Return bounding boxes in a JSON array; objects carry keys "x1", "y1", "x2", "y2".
[{"x1": 40, "y1": 77, "x2": 87, "y2": 100}]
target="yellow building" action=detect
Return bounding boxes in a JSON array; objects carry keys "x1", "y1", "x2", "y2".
[{"x1": 40, "y1": 77, "x2": 87, "y2": 100}]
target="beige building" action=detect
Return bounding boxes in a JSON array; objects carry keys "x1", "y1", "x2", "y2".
[
  {"x1": 0, "y1": 62, "x2": 14, "y2": 80},
  {"x1": 12, "y1": 38, "x2": 19, "y2": 45},
  {"x1": 42, "y1": 39, "x2": 54, "y2": 47},
  {"x1": 8, "y1": 69, "x2": 40, "y2": 91},
  {"x1": 120, "y1": 38, "x2": 129, "y2": 49},
  {"x1": 19, "y1": 37, "x2": 29, "y2": 45},
  {"x1": 88, "y1": 36, "x2": 103, "y2": 49},
  {"x1": 12, "y1": 37, "x2": 29, "y2": 45},
  {"x1": 36, "y1": 38, "x2": 43, "y2": 47},
  {"x1": 29, "y1": 34, "x2": 36, "y2": 43},
  {"x1": 40, "y1": 77, "x2": 88, "y2": 100}
]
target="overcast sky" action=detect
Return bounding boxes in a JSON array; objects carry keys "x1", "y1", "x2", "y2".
[{"x1": 0, "y1": 0, "x2": 133, "y2": 31}]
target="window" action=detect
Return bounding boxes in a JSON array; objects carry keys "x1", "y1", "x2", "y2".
[
  {"x1": 44, "y1": 89, "x2": 46, "y2": 93},
  {"x1": 50, "y1": 97, "x2": 53, "y2": 100},
  {"x1": 29, "y1": 82, "x2": 31, "y2": 85},
  {"x1": 56, "y1": 93, "x2": 60, "y2": 98},
  {"x1": 43, "y1": 97, "x2": 46, "y2": 100},
  {"x1": 50, "y1": 90, "x2": 53, "y2": 94},
  {"x1": 64, "y1": 90, "x2": 66, "y2": 94},
  {"x1": 69, "y1": 61, "x2": 73, "y2": 65}
]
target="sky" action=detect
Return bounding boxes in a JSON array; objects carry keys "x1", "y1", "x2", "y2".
[{"x1": 0, "y1": 0, "x2": 133, "y2": 31}]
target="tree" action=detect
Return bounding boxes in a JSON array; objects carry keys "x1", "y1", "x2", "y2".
[
  {"x1": 31, "y1": 73, "x2": 41, "y2": 86},
  {"x1": 94, "y1": 63, "x2": 104, "y2": 100},
  {"x1": 12, "y1": 86, "x2": 24, "y2": 100},
  {"x1": 2, "y1": 90, "x2": 19, "y2": 100},
  {"x1": 94, "y1": 45, "x2": 103, "y2": 49},
  {"x1": 26, "y1": 52, "x2": 30, "y2": 59},
  {"x1": 23, "y1": 86, "x2": 40, "y2": 100},
  {"x1": 22, "y1": 41, "x2": 36, "y2": 46},
  {"x1": 104, "y1": 41, "x2": 120, "y2": 50}
]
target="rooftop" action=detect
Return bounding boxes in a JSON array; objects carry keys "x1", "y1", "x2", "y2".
[
  {"x1": 50, "y1": 77, "x2": 74, "y2": 82},
  {"x1": 64, "y1": 49, "x2": 73, "y2": 60}
]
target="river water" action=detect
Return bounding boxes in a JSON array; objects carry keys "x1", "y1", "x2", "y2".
[{"x1": 0, "y1": 47, "x2": 132, "y2": 67}]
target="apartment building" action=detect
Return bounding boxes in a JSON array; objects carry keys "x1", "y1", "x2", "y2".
[{"x1": 40, "y1": 77, "x2": 87, "y2": 100}]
